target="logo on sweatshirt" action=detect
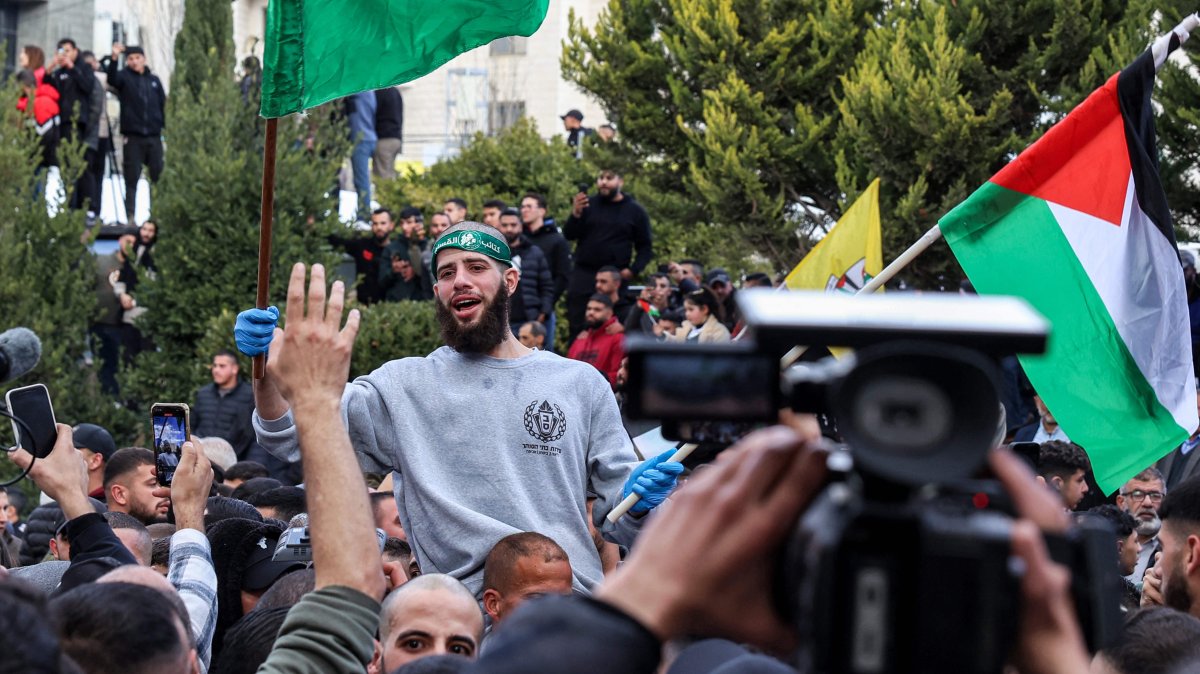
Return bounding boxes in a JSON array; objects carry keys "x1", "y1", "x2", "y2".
[{"x1": 524, "y1": 400, "x2": 566, "y2": 442}]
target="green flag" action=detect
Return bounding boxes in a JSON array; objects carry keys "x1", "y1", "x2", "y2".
[{"x1": 260, "y1": 0, "x2": 550, "y2": 118}]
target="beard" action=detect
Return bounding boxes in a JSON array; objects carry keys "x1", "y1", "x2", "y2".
[
  {"x1": 437, "y1": 283, "x2": 511, "y2": 354},
  {"x1": 585, "y1": 318, "x2": 604, "y2": 330},
  {"x1": 1165, "y1": 557, "x2": 1194, "y2": 612},
  {"x1": 1135, "y1": 512, "x2": 1162, "y2": 539}
]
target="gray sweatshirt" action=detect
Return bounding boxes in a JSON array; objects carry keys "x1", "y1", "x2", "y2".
[{"x1": 254, "y1": 347, "x2": 641, "y2": 595}]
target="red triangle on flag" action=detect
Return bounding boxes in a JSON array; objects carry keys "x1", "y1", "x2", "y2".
[{"x1": 991, "y1": 75, "x2": 1131, "y2": 226}]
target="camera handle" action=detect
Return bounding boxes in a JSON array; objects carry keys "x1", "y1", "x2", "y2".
[{"x1": 607, "y1": 442, "x2": 699, "y2": 524}]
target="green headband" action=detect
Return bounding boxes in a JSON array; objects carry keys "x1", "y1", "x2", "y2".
[{"x1": 431, "y1": 229, "x2": 513, "y2": 274}]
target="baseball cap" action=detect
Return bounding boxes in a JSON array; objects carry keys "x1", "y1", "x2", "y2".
[
  {"x1": 73, "y1": 423, "x2": 117, "y2": 461},
  {"x1": 705, "y1": 269, "x2": 732, "y2": 286},
  {"x1": 241, "y1": 536, "x2": 306, "y2": 591},
  {"x1": 560, "y1": 109, "x2": 584, "y2": 121},
  {"x1": 124, "y1": 46, "x2": 145, "y2": 56}
]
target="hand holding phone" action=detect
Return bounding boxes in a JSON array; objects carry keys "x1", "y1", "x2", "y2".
[
  {"x1": 151, "y1": 403, "x2": 190, "y2": 487},
  {"x1": 6, "y1": 384, "x2": 58, "y2": 458}
]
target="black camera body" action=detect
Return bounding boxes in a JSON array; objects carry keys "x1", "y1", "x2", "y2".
[{"x1": 624, "y1": 290, "x2": 1123, "y2": 673}]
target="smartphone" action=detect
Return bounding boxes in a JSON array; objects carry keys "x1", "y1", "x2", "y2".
[
  {"x1": 5, "y1": 384, "x2": 57, "y2": 458},
  {"x1": 151, "y1": 403, "x2": 190, "y2": 486},
  {"x1": 577, "y1": 182, "x2": 591, "y2": 194}
]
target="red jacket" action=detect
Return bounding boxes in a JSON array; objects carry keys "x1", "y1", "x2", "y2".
[
  {"x1": 17, "y1": 67, "x2": 60, "y2": 127},
  {"x1": 567, "y1": 315, "x2": 625, "y2": 389}
]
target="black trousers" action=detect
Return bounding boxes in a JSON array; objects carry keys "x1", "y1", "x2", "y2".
[
  {"x1": 122, "y1": 134, "x2": 163, "y2": 222},
  {"x1": 70, "y1": 147, "x2": 103, "y2": 213}
]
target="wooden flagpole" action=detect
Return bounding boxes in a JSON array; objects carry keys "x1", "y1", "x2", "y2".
[{"x1": 253, "y1": 117, "x2": 279, "y2": 380}]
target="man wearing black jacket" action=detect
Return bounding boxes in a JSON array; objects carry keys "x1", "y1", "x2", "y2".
[
  {"x1": 329, "y1": 208, "x2": 397, "y2": 304},
  {"x1": 194, "y1": 350, "x2": 263, "y2": 464},
  {"x1": 498, "y1": 208, "x2": 554, "y2": 334},
  {"x1": 104, "y1": 43, "x2": 166, "y2": 223},
  {"x1": 47, "y1": 38, "x2": 95, "y2": 144},
  {"x1": 563, "y1": 170, "x2": 652, "y2": 338},
  {"x1": 521, "y1": 192, "x2": 571, "y2": 349}
]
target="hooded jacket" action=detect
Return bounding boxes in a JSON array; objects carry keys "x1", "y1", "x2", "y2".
[{"x1": 103, "y1": 58, "x2": 166, "y2": 136}]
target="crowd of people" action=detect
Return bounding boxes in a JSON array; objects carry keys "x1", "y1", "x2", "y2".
[
  {"x1": 7, "y1": 206, "x2": 1200, "y2": 672},
  {"x1": 12, "y1": 33, "x2": 1200, "y2": 674},
  {"x1": 15, "y1": 39, "x2": 165, "y2": 228},
  {"x1": 327, "y1": 166, "x2": 773, "y2": 391}
]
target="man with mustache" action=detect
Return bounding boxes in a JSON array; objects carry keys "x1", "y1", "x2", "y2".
[
  {"x1": 234, "y1": 222, "x2": 681, "y2": 597},
  {"x1": 1118, "y1": 467, "x2": 1167, "y2": 587},
  {"x1": 1141, "y1": 476, "x2": 1200, "y2": 618}
]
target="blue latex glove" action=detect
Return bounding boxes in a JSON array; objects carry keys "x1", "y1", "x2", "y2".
[
  {"x1": 234, "y1": 306, "x2": 279, "y2": 357},
  {"x1": 622, "y1": 449, "x2": 685, "y2": 514}
]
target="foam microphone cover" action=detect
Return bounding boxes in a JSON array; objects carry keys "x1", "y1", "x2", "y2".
[{"x1": 0, "y1": 327, "x2": 42, "y2": 382}]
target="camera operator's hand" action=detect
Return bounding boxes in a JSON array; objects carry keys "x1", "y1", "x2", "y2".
[
  {"x1": 234, "y1": 306, "x2": 279, "y2": 357},
  {"x1": 152, "y1": 440, "x2": 211, "y2": 533},
  {"x1": 266, "y1": 263, "x2": 359, "y2": 411},
  {"x1": 8, "y1": 424, "x2": 90, "y2": 519},
  {"x1": 598, "y1": 425, "x2": 828, "y2": 653},
  {"x1": 989, "y1": 449, "x2": 1088, "y2": 673},
  {"x1": 1142, "y1": 552, "x2": 1164, "y2": 607}
]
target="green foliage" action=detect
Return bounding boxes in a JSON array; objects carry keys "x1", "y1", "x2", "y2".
[
  {"x1": 832, "y1": 0, "x2": 1173, "y2": 285},
  {"x1": 375, "y1": 117, "x2": 590, "y2": 219},
  {"x1": 172, "y1": 0, "x2": 235, "y2": 100},
  {"x1": 566, "y1": 0, "x2": 1200, "y2": 285},
  {"x1": 564, "y1": 0, "x2": 882, "y2": 270},
  {"x1": 0, "y1": 81, "x2": 139, "y2": 489},
  {"x1": 125, "y1": 73, "x2": 347, "y2": 408},
  {"x1": 350, "y1": 301, "x2": 444, "y2": 377}
]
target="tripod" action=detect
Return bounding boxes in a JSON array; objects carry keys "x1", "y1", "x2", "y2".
[{"x1": 103, "y1": 137, "x2": 127, "y2": 225}]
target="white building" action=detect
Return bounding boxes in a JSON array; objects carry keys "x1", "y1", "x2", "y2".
[{"x1": 231, "y1": 0, "x2": 611, "y2": 167}]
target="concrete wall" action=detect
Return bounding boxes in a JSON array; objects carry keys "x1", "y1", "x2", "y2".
[{"x1": 17, "y1": 0, "x2": 95, "y2": 55}]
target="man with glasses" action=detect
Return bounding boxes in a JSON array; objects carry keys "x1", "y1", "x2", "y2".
[{"x1": 1118, "y1": 467, "x2": 1168, "y2": 586}]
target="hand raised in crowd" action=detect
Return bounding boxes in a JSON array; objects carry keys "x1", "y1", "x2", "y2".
[
  {"x1": 111, "y1": 42, "x2": 125, "y2": 58},
  {"x1": 988, "y1": 448, "x2": 1089, "y2": 674},
  {"x1": 266, "y1": 263, "x2": 360, "y2": 411},
  {"x1": 571, "y1": 192, "x2": 588, "y2": 218},
  {"x1": 598, "y1": 424, "x2": 828, "y2": 652},
  {"x1": 265, "y1": 263, "x2": 381, "y2": 601},
  {"x1": 1142, "y1": 552, "x2": 1164, "y2": 607},
  {"x1": 152, "y1": 440, "x2": 212, "y2": 533},
  {"x1": 8, "y1": 424, "x2": 90, "y2": 519}
]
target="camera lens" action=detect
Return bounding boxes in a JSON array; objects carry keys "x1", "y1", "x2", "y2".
[
  {"x1": 853, "y1": 376, "x2": 952, "y2": 452},
  {"x1": 831, "y1": 341, "x2": 1001, "y2": 486}
]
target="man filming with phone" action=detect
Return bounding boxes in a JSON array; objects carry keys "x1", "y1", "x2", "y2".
[{"x1": 235, "y1": 222, "x2": 682, "y2": 597}]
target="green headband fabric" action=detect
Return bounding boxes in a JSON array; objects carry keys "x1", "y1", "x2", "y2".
[{"x1": 431, "y1": 229, "x2": 513, "y2": 275}]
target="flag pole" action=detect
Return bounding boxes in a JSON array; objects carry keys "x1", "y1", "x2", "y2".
[
  {"x1": 253, "y1": 116, "x2": 279, "y2": 380},
  {"x1": 857, "y1": 224, "x2": 942, "y2": 294}
]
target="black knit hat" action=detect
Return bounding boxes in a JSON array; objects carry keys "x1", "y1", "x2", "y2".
[{"x1": 207, "y1": 518, "x2": 287, "y2": 661}]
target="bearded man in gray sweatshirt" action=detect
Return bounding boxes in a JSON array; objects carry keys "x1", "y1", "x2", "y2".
[{"x1": 234, "y1": 222, "x2": 682, "y2": 597}]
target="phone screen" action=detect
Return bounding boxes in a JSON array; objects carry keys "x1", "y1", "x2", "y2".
[
  {"x1": 6, "y1": 384, "x2": 57, "y2": 458},
  {"x1": 151, "y1": 404, "x2": 189, "y2": 486}
]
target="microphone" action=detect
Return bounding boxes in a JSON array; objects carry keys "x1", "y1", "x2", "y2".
[{"x1": 0, "y1": 328, "x2": 42, "y2": 383}]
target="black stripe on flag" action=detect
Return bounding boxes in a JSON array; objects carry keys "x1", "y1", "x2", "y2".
[{"x1": 1116, "y1": 49, "x2": 1176, "y2": 246}]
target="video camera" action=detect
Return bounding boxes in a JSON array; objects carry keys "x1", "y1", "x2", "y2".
[{"x1": 623, "y1": 291, "x2": 1123, "y2": 674}]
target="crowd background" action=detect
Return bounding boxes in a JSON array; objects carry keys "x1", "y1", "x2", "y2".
[{"x1": 1, "y1": 1, "x2": 1200, "y2": 672}]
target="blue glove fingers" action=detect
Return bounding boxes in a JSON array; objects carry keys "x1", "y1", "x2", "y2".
[{"x1": 234, "y1": 306, "x2": 279, "y2": 357}]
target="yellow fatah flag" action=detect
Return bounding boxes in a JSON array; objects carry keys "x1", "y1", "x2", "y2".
[{"x1": 785, "y1": 178, "x2": 882, "y2": 292}]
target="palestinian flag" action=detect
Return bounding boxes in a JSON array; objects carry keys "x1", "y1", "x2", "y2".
[{"x1": 940, "y1": 45, "x2": 1197, "y2": 494}]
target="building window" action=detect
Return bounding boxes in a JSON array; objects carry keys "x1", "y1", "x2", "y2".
[
  {"x1": 489, "y1": 36, "x2": 527, "y2": 56},
  {"x1": 489, "y1": 101, "x2": 525, "y2": 132}
]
